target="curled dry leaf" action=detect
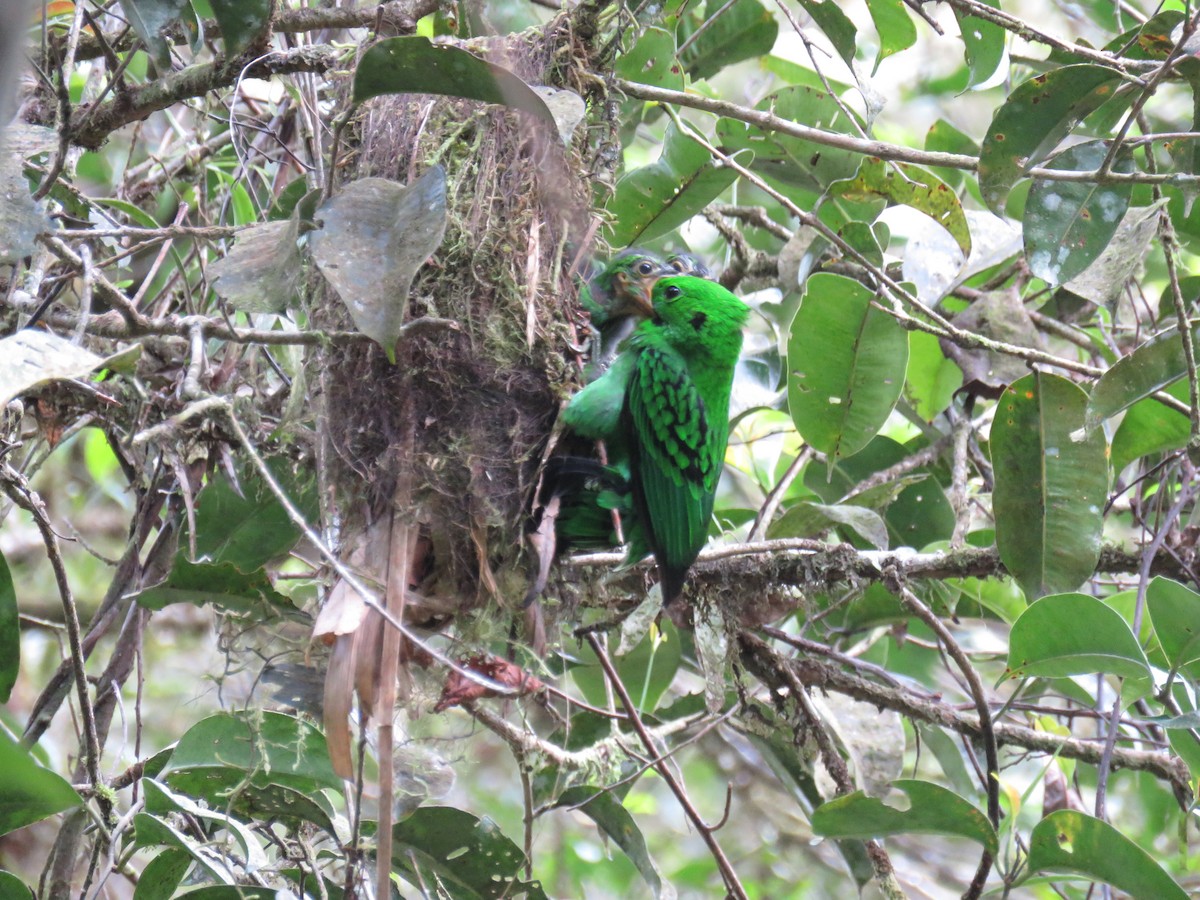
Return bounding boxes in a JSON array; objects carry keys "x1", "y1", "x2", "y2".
[{"x1": 433, "y1": 655, "x2": 546, "y2": 713}]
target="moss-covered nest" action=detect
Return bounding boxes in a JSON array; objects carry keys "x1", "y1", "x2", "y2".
[{"x1": 315, "y1": 20, "x2": 610, "y2": 623}]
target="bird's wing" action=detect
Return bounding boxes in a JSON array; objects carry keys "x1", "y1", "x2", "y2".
[
  {"x1": 562, "y1": 353, "x2": 635, "y2": 441},
  {"x1": 626, "y1": 344, "x2": 717, "y2": 579}
]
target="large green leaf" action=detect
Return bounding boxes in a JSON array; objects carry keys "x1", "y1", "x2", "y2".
[
  {"x1": 605, "y1": 123, "x2": 748, "y2": 247},
  {"x1": 978, "y1": 65, "x2": 1123, "y2": 213},
  {"x1": 0, "y1": 549, "x2": 15, "y2": 702},
  {"x1": 717, "y1": 86, "x2": 862, "y2": 195},
  {"x1": 788, "y1": 273, "x2": 908, "y2": 461},
  {"x1": 614, "y1": 27, "x2": 683, "y2": 89},
  {"x1": 678, "y1": 0, "x2": 778, "y2": 81},
  {"x1": 556, "y1": 787, "x2": 662, "y2": 896},
  {"x1": 1024, "y1": 140, "x2": 1133, "y2": 285},
  {"x1": 187, "y1": 457, "x2": 317, "y2": 573},
  {"x1": 1026, "y1": 811, "x2": 1188, "y2": 900},
  {"x1": 954, "y1": 0, "x2": 1005, "y2": 90},
  {"x1": 769, "y1": 500, "x2": 890, "y2": 549},
  {"x1": 353, "y1": 36, "x2": 556, "y2": 125},
  {"x1": 1086, "y1": 326, "x2": 1197, "y2": 431},
  {"x1": 831, "y1": 158, "x2": 970, "y2": 255},
  {"x1": 1146, "y1": 577, "x2": 1200, "y2": 676},
  {"x1": 0, "y1": 731, "x2": 82, "y2": 836},
  {"x1": 991, "y1": 373, "x2": 1107, "y2": 599},
  {"x1": 309, "y1": 169, "x2": 448, "y2": 360},
  {"x1": 134, "y1": 558, "x2": 302, "y2": 622},
  {"x1": 142, "y1": 779, "x2": 266, "y2": 872},
  {"x1": 1005, "y1": 593, "x2": 1150, "y2": 681},
  {"x1": 0, "y1": 872, "x2": 32, "y2": 900},
  {"x1": 133, "y1": 849, "x2": 191, "y2": 900},
  {"x1": 1110, "y1": 380, "x2": 1189, "y2": 472},
  {"x1": 392, "y1": 807, "x2": 547, "y2": 899},
  {"x1": 812, "y1": 779, "x2": 998, "y2": 856},
  {"x1": 905, "y1": 330, "x2": 962, "y2": 421},
  {"x1": 162, "y1": 711, "x2": 342, "y2": 795}
]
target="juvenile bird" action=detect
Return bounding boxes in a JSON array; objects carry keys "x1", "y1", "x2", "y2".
[
  {"x1": 579, "y1": 249, "x2": 673, "y2": 379},
  {"x1": 665, "y1": 252, "x2": 712, "y2": 279},
  {"x1": 563, "y1": 275, "x2": 749, "y2": 604}
]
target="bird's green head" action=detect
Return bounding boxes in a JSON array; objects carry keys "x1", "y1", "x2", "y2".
[{"x1": 648, "y1": 276, "x2": 750, "y2": 355}]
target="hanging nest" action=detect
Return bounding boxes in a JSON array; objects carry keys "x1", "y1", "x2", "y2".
[{"x1": 314, "y1": 20, "x2": 611, "y2": 634}]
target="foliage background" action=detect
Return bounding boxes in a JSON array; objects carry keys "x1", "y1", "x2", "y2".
[{"x1": 3, "y1": 0, "x2": 1200, "y2": 898}]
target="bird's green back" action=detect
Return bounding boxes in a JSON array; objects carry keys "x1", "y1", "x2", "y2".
[{"x1": 622, "y1": 276, "x2": 749, "y2": 602}]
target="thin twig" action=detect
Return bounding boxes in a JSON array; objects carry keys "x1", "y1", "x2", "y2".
[
  {"x1": 585, "y1": 632, "x2": 749, "y2": 900},
  {"x1": 1, "y1": 467, "x2": 109, "y2": 823}
]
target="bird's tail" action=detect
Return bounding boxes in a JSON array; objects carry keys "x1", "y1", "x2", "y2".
[{"x1": 540, "y1": 456, "x2": 631, "y2": 551}]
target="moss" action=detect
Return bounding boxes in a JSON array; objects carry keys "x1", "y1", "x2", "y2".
[{"x1": 314, "y1": 20, "x2": 615, "y2": 626}]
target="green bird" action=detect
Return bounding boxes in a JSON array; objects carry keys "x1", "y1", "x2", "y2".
[
  {"x1": 578, "y1": 249, "x2": 673, "y2": 379},
  {"x1": 563, "y1": 275, "x2": 749, "y2": 604}
]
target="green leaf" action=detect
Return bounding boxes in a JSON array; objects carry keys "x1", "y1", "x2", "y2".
[
  {"x1": 615, "y1": 27, "x2": 683, "y2": 89},
  {"x1": 769, "y1": 501, "x2": 889, "y2": 549},
  {"x1": 309, "y1": 168, "x2": 448, "y2": 360},
  {"x1": 679, "y1": 0, "x2": 778, "y2": 81},
  {"x1": 831, "y1": 158, "x2": 970, "y2": 255},
  {"x1": 1110, "y1": 381, "x2": 1189, "y2": 472},
  {"x1": 886, "y1": 479, "x2": 955, "y2": 550},
  {"x1": 134, "y1": 558, "x2": 301, "y2": 621},
  {"x1": 954, "y1": 0, "x2": 1005, "y2": 90},
  {"x1": 905, "y1": 330, "x2": 962, "y2": 421},
  {"x1": 556, "y1": 787, "x2": 662, "y2": 896},
  {"x1": 991, "y1": 373, "x2": 1107, "y2": 599},
  {"x1": 1086, "y1": 326, "x2": 1197, "y2": 431},
  {"x1": 812, "y1": 779, "x2": 998, "y2": 856},
  {"x1": 163, "y1": 711, "x2": 342, "y2": 795},
  {"x1": 1060, "y1": 202, "x2": 1164, "y2": 311},
  {"x1": 571, "y1": 619, "x2": 681, "y2": 714},
  {"x1": 0, "y1": 549, "x2": 15, "y2": 702},
  {"x1": 142, "y1": 780, "x2": 267, "y2": 872},
  {"x1": 1024, "y1": 141, "x2": 1133, "y2": 285},
  {"x1": 866, "y1": 0, "x2": 916, "y2": 70},
  {"x1": 0, "y1": 731, "x2": 82, "y2": 836},
  {"x1": 0, "y1": 871, "x2": 33, "y2": 900},
  {"x1": 925, "y1": 118, "x2": 978, "y2": 189},
  {"x1": 796, "y1": 0, "x2": 857, "y2": 66},
  {"x1": 605, "y1": 122, "x2": 748, "y2": 247},
  {"x1": 188, "y1": 456, "x2": 316, "y2": 572},
  {"x1": 118, "y1": 0, "x2": 194, "y2": 68},
  {"x1": 209, "y1": 218, "x2": 302, "y2": 313},
  {"x1": 353, "y1": 36, "x2": 556, "y2": 125},
  {"x1": 392, "y1": 807, "x2": 547, "y2": 900},
  {"x1": 1146, "y1": 577, "x2": 1200, "y2": 676},
  {"x1": 173, "y1": 890, "x2": 280, "y2": 899},
  {"x1": 1026, "y1": 810, "x2": 1188, "y2": 900},
  {"x1": 788, "y1": 273, "x2": 909, "y2": 461},
  {"x1": 208, "y1": 0, "x2": 269, "y2": 55},
  {"x1": 1005, "y1": 593, "x2": 1150, "y2": 681},
  {"x1": 978, "y1": 65, "x2": 1122, "y2": 213},
  {"x1": 717, "y1": 86, "x2": 862, "y2": 195},
  {"x1": 1138, "y1": 710, "x2": 1200, "y2": 729},
  {"x1": 133, "y1": 849, "x2": 191, "y2": 900}
]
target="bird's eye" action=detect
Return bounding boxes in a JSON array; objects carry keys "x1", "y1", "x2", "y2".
[
  {"x1": 637, "y1": 261, "x2": 654, "y2": 275},
  {"x1": 664, "y1": 285, "x2": 682, "y2": 299}
]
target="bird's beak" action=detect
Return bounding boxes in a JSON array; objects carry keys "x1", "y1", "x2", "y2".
[{"x1": 632, "y1": 280, "x2": 655, "y2": 318}]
